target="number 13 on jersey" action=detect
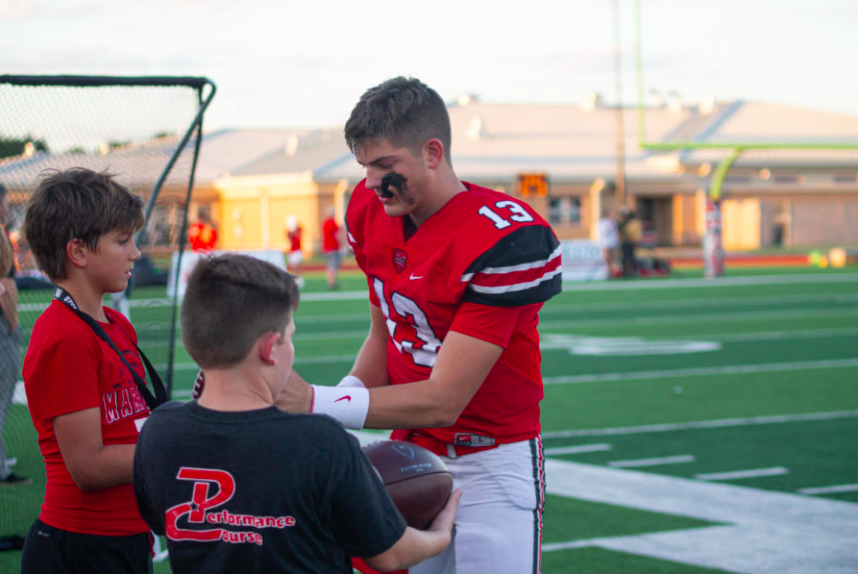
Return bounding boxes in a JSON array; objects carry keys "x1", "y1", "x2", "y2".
[{"x1": 373, "y1": 278, "x2": 442, "y2": 368}]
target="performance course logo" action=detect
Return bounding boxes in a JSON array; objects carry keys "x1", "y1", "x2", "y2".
[{"x1": 165, "y1": 467, "x2": 296, "y2": 546}]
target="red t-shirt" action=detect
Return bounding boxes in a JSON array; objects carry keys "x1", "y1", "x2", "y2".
[
  {"x1": 22, "y1": 301, "x2": 150, "y2": 535},
  {"x1": 322, "y1": 217, "x2": 340, "y2": 252},
  {"x1": 188, "y1": 221, "x2": 217, "y2": 251},
  {"x1": 346, "y1": 180, "x2": 562, "y2": 445},
  {"x1": 288, "y1": 227, "x2": 303, "y2": 252}
]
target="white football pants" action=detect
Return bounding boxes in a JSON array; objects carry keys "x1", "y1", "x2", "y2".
[{"x1": 410, "y1": 437, "x2": 545, "y2": 574}]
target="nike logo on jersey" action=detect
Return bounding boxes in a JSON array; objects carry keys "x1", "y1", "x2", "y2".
[
  {"x1": 335, "y1": 395, "x2": 352, "y2": 403},
  {"x1": 409, "y1": 273, "x2": 424, "y2": 280}
]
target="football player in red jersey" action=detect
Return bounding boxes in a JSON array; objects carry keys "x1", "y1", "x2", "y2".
[{"x1": 280, "y1": 77, "x2": 561, "y2": 574}]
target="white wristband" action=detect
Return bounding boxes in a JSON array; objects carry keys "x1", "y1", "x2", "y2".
[
  {"x1": 337, "y1": 375, "x2": 366, "y2": 389},
  {"x1": 311, "y1": 385, "x2": 369, "y2": 429}
]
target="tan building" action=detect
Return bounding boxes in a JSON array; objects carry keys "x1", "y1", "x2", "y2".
[
  {"x1": 4, "y1": 101, "x2": 856, "y2": 258},
  {"x1": 215, "y1": 97, "x2": 858, "y2": 254},
  {"x1": 0, "y1": 128, "x2": 303, "y2": 257}
]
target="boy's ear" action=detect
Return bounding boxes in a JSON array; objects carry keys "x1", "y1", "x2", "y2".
[
  {"x1": 423, "y1": 138, "x2": 444, "y2": 170},
  {"x1": 258, "y1": 331, "x2": 282, "y2": 365},
  {"x1": 65, "y1": 238, "x2": 89, "y2": 270}
]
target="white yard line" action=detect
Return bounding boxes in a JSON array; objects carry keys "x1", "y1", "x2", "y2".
[
  {"x1": 696, "y1": 467, "x2": 789, "y2": 481},
  {"x1": 561, "y1": 273, "x2": 858, "y2": 291},
  {"x1": 543, "y1": 444, "x2": 613, "y2": 455},
  {"x1": 546, "y1": 292, "x2": 858, "y2": 314},
  {"x1": 608, "y1": 455, "x2": 696, "y2": 468},
  {"x1": 709, "y1": 327, "x2": 858, "y2": 342},
  {"x1": 540, "y1": 306, "x2": 858, "y2": 330},
  {"x1": 542, "y1": 410, "x2": 858, "y2": 439},
  {"x1": 544, "y1": 458, "x2": 858, "y2": 573},
  {"x1": 543, "y1": 358, "x2": 858, "y2": 385},
  {"x1": 299, "y1": 290, "x2": 368, "y2": 302},
  {"x1": 17, "y1": 272, "x2": 855, "y2": 313},
  {"x1": 799, "y1": 484, "x2": 858, "y2": 495}
]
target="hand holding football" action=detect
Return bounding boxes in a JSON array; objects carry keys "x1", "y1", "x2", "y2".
[{"x1": 363, "y1": 440, "x2": 453, "y2": 530}]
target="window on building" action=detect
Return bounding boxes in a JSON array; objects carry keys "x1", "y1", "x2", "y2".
[
  {"x1": 548, "y1": 198, "x2": 563, "y2": 224},
  {"x1": 568, "y1": 197, "x2": 581, "y2": 224},
  {"x1": 548, "y1": 197, "x2": 582, "y2": 225}
]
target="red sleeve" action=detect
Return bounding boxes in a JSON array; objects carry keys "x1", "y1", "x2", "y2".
[
  {"x1": 449, "y1": 302, "x2": 522, "y2": 348},
  {"x1": 27, "y1": 330, "x2": 100, "y2": 421}
]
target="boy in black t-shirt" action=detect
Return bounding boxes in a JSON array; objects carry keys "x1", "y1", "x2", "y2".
[{"x1": 133, "y1": 254, "x2": 460, "y2": 573}]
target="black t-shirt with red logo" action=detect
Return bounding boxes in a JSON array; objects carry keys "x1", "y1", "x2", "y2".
[{"x1": 133, "y1": 402, "x2": 406, "y2": 574}]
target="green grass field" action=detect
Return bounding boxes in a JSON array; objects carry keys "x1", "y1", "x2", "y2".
[{"x1": 2, "y1": 266, "x2": 857, "y2": 573}]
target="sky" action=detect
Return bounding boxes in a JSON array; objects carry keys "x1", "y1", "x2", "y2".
[{"x1": 2, "y1": 0, "x2": 857, "y2": 135}]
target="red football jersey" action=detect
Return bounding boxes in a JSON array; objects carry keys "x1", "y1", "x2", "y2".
[
  {"x1": 22, "y1": 301, "x2": 150, "y2": 535},
  {"x1": 346, "y1": 180, "x2": 562, "y2": 445},
  {"x1": 322, "y1": 216, "x2": 340, "y2": 252}
]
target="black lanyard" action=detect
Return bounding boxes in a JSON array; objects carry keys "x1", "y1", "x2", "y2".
[{"x1": 54, "y1": 287, "x2": 167, "y2": 410}]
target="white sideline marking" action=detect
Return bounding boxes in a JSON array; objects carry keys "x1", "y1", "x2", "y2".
[
  {"x1": 608, "y1": 455, "x2": 696, "y2": 468},
  {"x1": 18, "y1": 272, "x2": 855, "y2": 313},
  {"x1": 711, "y1": 327, "x2": 858, "y2": 342},
  {"x1": 295, "y1": 330, "x2": 368, "y2": 341},
  {"x1": 12, "y1": 381, "x2": 26, "y2": 406},
  {"x1": 543, "y1": 357, "x2": 858, "y2": 385},
  {"x1": 300, "y1": 290, "x2": 368, "y2": 302},
  {"x1": 158, "y1": 353, "x2": 360, "y2": 374},
  {"x1": 696, "y1": 467, "x2": 789, "y2": 481},
  {"x1": 158, "y1": 327, "x2": 858, "y2": 375},
  {"x1": 540, "y1": 306, "x2": 858, "y2": 330},
  {"x1": 561, "y1": 273, "x2": 858, "y2": 291},
  {"x1": 544, "y1": 444, "x2": 612, "y2": 455},
  {"x1": 547, "y1": 292, "x2": 858, "y2": 314},
  {"x1": 135, "y1": 326, "x2": 858, "y2": 350},
  {"x1": 799, "y1": 484, "x2": 858, "y2": 495},
  {"x1": 544, "y1": 458, "x2": 858, "y2": 573},
  {"x1": 542, "y1": 410, "x2": 858, "y2": 439}
]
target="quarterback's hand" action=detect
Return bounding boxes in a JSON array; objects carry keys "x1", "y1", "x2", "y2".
[{"x1": 276, "y1": 370, "x2": 313, "y2": 414}]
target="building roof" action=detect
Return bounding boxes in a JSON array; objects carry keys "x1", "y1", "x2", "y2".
[
  {"x1": 0, "y1": 128, "x2": 303, "y2": 191},
  {"x1": 233, "y1": 128, "x2": 350, "y2": 178},
  {"x1": 248, "y1": 98, "x2": 858, "y2": 186},
  {"x1": 3, "y1": 101, "x2": 855, "y2": 193}
]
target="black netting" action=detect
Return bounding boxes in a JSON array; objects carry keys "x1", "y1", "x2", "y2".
[{"x1": 0, "y1": 75, "x2": 213, "y2": 544}]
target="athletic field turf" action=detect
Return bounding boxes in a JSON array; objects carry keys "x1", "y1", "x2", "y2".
[{"x1": 2, "y1": 266, "x2": 856, "y2": 573}]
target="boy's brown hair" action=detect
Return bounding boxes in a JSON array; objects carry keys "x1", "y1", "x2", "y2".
[
  {"x1": 344, "y1": 76, "x2": 453, "y2": 163},
  {"x1": 181, "y1": 254, "x2": 300, "y2": 369},
  {"x1": 24, "y1": 168, "x2": 144, "y2": 281}
]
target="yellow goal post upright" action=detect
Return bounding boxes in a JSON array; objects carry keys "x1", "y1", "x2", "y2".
[{"x1": 632, "y1": 0, "x2": 858, "y2": 278}]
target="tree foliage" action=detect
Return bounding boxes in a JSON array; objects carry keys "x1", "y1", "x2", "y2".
[{"x1": 0, "y1": 134, "x2": 48, "y2": 159}]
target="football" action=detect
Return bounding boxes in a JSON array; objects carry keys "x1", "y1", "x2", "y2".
[{"x1": 362, "y1": 440, "x2": 453, "y2": 530}]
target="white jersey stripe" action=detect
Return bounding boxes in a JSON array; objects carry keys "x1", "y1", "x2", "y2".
[
  {"x1": 461, "y1": 245, "x2": 562, "y2": 283},
  {"x1": 467, "y1": 267, "x2": 562, "y2": 295}
]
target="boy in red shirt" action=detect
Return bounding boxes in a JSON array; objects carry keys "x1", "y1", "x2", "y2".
[
  {"x1": 321, "y1": 207, "x2": 342, "y2": 289},
  {"x1": 20, "y1": 168, "x2": 153, "y2": 574}
]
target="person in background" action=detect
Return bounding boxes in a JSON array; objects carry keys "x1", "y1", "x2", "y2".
[
  {"x1": 0, "y1": 182, "x2": 27, "y2": 485},
  {"x1": 285, "y1": 214, "x2": 305, "y2": 288},
  {"x1": 598, "y1": 207, "x2": 620, "y2": 277},
  {"x1": 322, "y1": 206, "x2": 342, "y2": 289},
  {"x1": 188, "y1": 208, "x2": 218, "y2": 252},
  {"x1": 619, "y1": 207, "x2": 642, "y2": 278}
]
